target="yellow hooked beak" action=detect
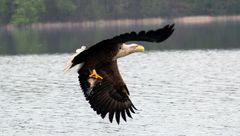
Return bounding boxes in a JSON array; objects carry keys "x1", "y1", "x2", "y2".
[{"x1": 135, "y1": 45, "x2": 145, "y2": 52}]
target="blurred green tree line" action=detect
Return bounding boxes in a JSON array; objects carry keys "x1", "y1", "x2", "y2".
[{"x1": 0, "y1": 0, "x2": 240, "y2": 25}]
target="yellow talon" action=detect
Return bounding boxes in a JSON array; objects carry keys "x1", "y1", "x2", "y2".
[{"x1": 89, "y1": 69, "x2": 103, "y2": 80}]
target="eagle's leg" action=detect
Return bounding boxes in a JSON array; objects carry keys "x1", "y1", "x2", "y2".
[{"x1": 89, "y1": 69, "x2": 103, "y2": 80}]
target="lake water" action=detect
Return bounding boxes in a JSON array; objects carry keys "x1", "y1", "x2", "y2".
[
  {"x1": 1, "y1": 19, "x2": 240, "y2": 135},
  {"x1": 0, "y1": 50, "x2": 240, "y2": 136},
  {"x1": 1, "y1": 21, "x2": 240, "y2": 55}
]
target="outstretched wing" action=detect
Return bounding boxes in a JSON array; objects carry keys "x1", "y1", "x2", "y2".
[
  {"x1": 71, "y1": 24, "x2": 174, "y2": 67},
  {"x1": 95, "y1": 24, "x2": 174, "y2": 46},
  {"x1": 78, "y1": 61, "x2": 136, "y2": 124}
]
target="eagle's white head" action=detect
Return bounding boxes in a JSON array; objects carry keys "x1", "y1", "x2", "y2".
[{"x1": 114, "y1": 43, "x2": 145, "y2": 59}]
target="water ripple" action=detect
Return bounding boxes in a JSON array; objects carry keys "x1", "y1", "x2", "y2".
[{"x1": 0, "y1": 50, "x2": 240, "y2": 136}]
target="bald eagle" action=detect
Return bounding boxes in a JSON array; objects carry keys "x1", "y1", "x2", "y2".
[{"x1": 65, "y1": 24, "x2": 174, "y2": 124}]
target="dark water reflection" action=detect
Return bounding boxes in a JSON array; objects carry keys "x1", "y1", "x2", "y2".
[{"x1": 1, "y1": 21, "x2": 240, "y2": 55}]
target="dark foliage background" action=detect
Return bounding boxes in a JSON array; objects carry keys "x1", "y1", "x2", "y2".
[{"x1": 1, "y1": 0, "x2": 240, "y2": 25}]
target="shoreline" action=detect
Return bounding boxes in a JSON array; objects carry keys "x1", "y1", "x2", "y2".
[{"x1": 3, "y1": 15, "x2": 240, "y2": 30}]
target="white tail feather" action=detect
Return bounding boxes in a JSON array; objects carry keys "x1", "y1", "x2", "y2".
[{"x1": 64, "y1": 46, "x2": 86, "y2": 73}]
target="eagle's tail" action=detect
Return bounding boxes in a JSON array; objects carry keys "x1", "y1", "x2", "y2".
[{"x1": 64, "y1": 46, "x2": 86, "y2": 73}]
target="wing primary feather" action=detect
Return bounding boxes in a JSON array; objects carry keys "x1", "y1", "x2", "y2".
[
  {"x1": 100, "y1": 98, "x2": 113, "y2": 119},
  {"x1": 121, "y1": 110, "x2": 126, "y2": 122},
  {"x1": 95, "y1": 95, "x2": 105, "y2": 114},
  {"x1": 132, "y1": 103, "x2": 137, "y2": 110},
  {"x1": 101, "y1": 110, "x2": 108, "y2": 119},
  {"x1": 109, "y1": 112, "x2": 114, "y2": 123},
  {"x1": 129, "y1": 106, "x2": 135, "y2": 113},
  {"x1": 102, "y1": 97, "x2": 117, "y2": 119},
  {"x1": 126, "y1": 109, "x2": 132, "y2": 118},
  {"x1": 108, "y1": 99, "x2": 117, "y2": 123},
  {"x1": 115, "y1": 102, "x2": 122, "y2": 124},
  {"x1": 115, "y1": 110, "x2": 120, "y2": 124}
]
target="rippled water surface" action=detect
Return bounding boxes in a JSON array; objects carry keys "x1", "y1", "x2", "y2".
[{"x1": 0, "y1": 50, "x2": 240, "y2": 136}]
